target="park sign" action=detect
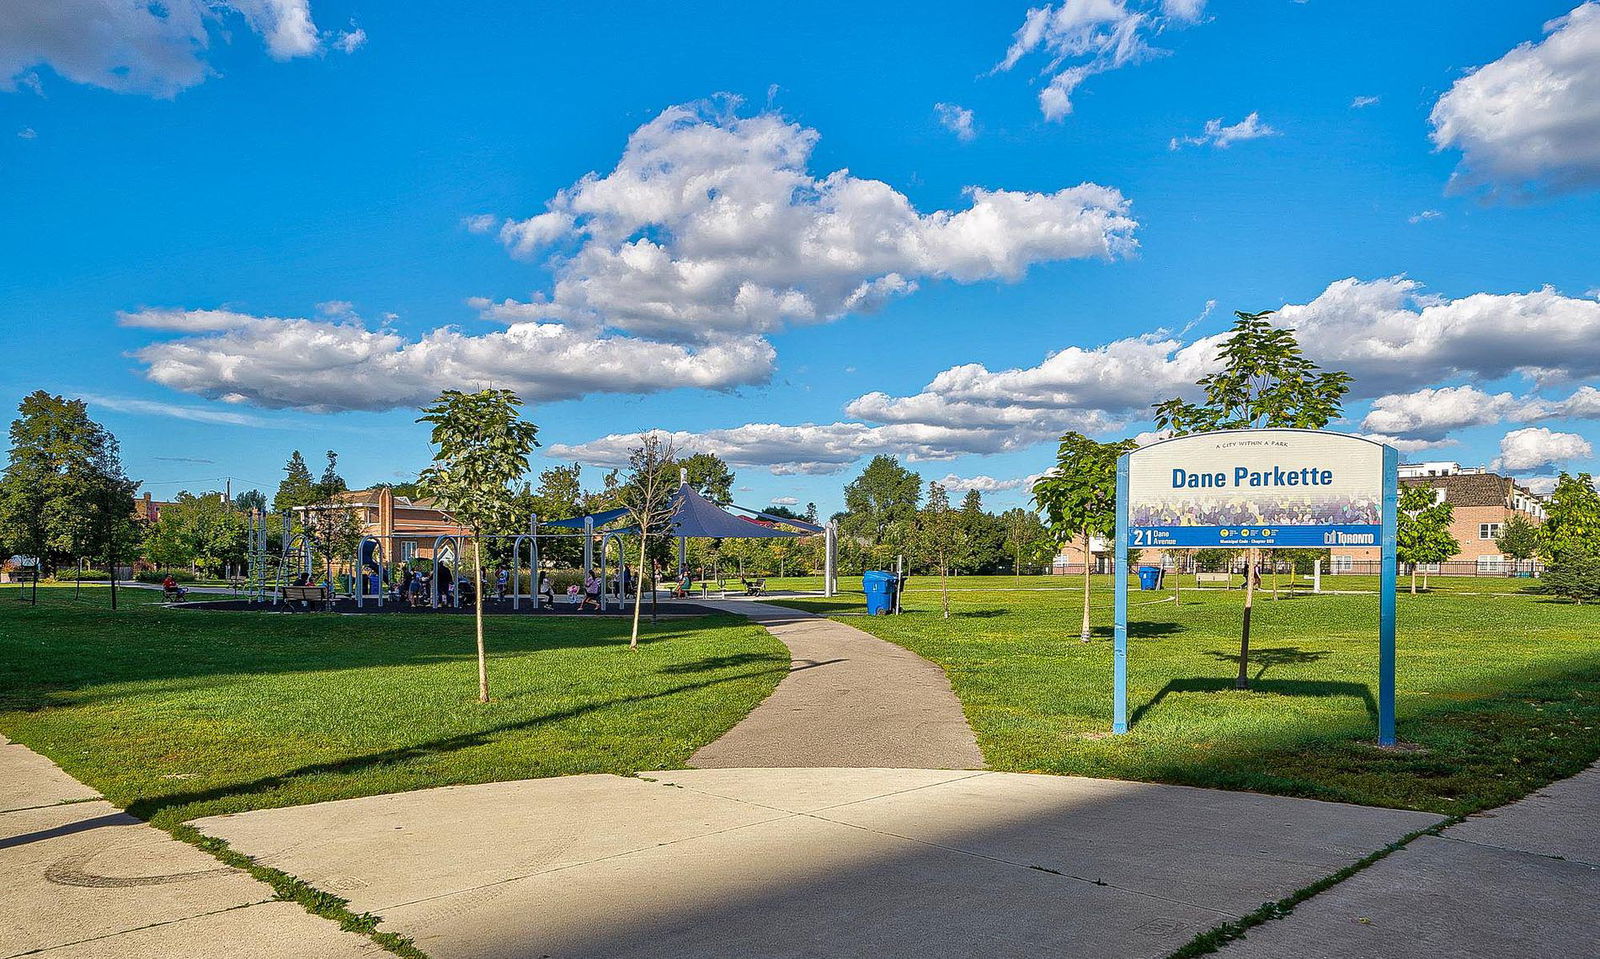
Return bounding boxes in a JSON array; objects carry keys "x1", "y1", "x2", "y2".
[
  {"x1": 1126, "y1": 429, "x2": 1385, "y2": 548},
  {"x1": 1112, "y1": 429, "x2": 1400, "y2": 746}
]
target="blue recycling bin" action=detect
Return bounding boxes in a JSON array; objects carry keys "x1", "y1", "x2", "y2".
[
  {"x1": 863, "y1": 570, "x2": 899, "y2": 615},
  {"x1": 1137, "y1": 566, "x2": 1164, "y2": 591}
]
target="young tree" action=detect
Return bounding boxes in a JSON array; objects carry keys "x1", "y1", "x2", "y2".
[
  {"x1": 1537, "y1": 473, "x2": 1600, "y2": 562},
  {"x1": 317, "y1": 450, "x2": 348, "y2": 498},
  {"x1": 273, "y1": 451, "x2": 318, "y2": 511},
  {"x1": 1032, "y1": 432, "x2": 1134, "y2": 642},
  {"x1": 622, "y1": 433, "x2": 679, "y2": 649},
  {"x1": 0, "y1": 392, "x2": 137, "y2": 575},
  {"x1": 1495, "y1": 513, "x2": 1539, "y2": 575},
  {"x1": 916, "y1": 482, "x2": 968, "y2": 619},
  {"x1": 1396, "y1": 487, "x2": 1459, "y2": 593},
  {"x1": 417, "y1": 389, "x2": 540, "y2": 702},
  {"x1": 1151, "y1": 310, "x2": 1352, "y2": 688},
  {"x1": 1000, "y1": 507, "x2": 1049, "y2": 577}
]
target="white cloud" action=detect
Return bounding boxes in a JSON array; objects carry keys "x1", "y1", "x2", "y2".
[
  {"x1": 935, "y1": 102, "x2": 976, "y2": 141},
  {"x1": 1361, "y1": 384, "x2": 1600, "y2": 440},
  {"x1": 1351, "y1": 95, "x2": 1380, "y2": 108},
  {"x1": 1492, "y1": 427, "x2": 1593, "y2": 472},
  {"x1": 933, "y1": 473, "x2": 1041, "y2": 494},
  {"x1": 332, "y1": 23, "x2": 366, "y2": 54},
  {"x1": 74, "y1": 392, "x2": 282, "y2": 428},
  {"x1": 488, "y1": 98, "x2": 1137, "y2": 340},
  {"x1": 769, "y1": 496, "x2": 799, "y2": 506},
  {"x1": 17, "y1": 126, "x2": 36, "y2": 139},
  {"x1": 1408, "y1": 209, "x2": 1442, "y2": 224},
  {"x1": 1278, "y1": 277, "x2": 1600, "y2": 395},
  {"x1": 461, "y1": 213, "x2": 498, "y2": 234},
  {"x1": 0, "y1": 0, "x2": 326, "y2": 97},
  {"x1": 1170, "y1": 112, "x2": 1277, "y2": 150},
  {"x1": 995, "y1": 1, "x2": 1207, "y2": 120},
  {"x1": 1430, "y1": 2, "x2": 1600, "y2": 196},
  {"x1": 129, "y1": 307, "x2": 775, "y2": 413}
]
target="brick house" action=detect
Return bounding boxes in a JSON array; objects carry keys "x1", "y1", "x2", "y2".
[
  {"x1": 1330, "y1": 467, "x2": 1544, "y2": 573},
  {"x1": 305, "y1": 487, "x2": 472, "y2": 564}
]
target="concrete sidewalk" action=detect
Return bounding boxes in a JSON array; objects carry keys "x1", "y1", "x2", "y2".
[
  {"x1": 688, "y1": 600, "x2": 986, "y2": 769},
  {"x1": 0, "y1": 734, "x2": 380, "y2": 958},
  {"x1": 192, "y1": 767, "x2": 1441, "y2": 959},
  {"x1": 1220, "y1": 762, "x2": 1600, "y2": 959}
]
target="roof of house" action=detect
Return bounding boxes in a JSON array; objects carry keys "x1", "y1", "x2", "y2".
[{"x1": 1402, "y1": 472, "x2": 1519, "y2": 508}]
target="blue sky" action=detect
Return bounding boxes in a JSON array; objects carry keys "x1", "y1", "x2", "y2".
[{"x1": 4, "y1": 0, "x2": 1600, "y2": 515}]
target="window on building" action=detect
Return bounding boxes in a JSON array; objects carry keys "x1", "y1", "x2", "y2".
[
  {"x1": 1478, "y1": 555, "x2": 1504, "y2": 573},
  {"x1": 1331, "y1": 555, "x2": 1353, "y2": 573},
  {"x1": 401, "y1": 541, "x2": 417, "y2": 562},
  {"x1": 1479, "y1": 522, "x2": 1501, "y2": 540}
]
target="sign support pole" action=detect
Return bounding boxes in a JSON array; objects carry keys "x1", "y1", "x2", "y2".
[
  {"x1": 1378, "y1": 445, "x2": 1399, "y2": 747},
  {"x1": 1113, "y1": 454, "x2": 1130, "y2": 735}
]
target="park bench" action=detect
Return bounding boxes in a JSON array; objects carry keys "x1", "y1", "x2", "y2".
[
  {"x1": 742, "y1": 577, "x2": 766, "y2": 596},
  {"x1": 281, "y1": 584, "x2": 330, "y2": 611},
  {"x1": 1195, "y1": 572, "x2": 1235, "y2": 589},
  {"x1": 225, "y1": 575, "x2": 247, "y2": 594},
  {"x1": 162, "y1": 584, "x2": 187, "y2": 603}
]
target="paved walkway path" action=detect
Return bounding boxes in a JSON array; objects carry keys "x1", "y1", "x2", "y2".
[
  {"x1": 1220, "y1": 761, "x2": 1600, "y2": 959},
  {"x1": 193, "y1": 766, "x2": 1440, "y2": 959},
  {"x1": 687, "y1": 600, "x2": 986, "y2": 769},
  {"x1": 0, "y1": 733, "x2": 379, "y2": 958}
]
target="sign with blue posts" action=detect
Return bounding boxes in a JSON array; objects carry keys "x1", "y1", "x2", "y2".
[{"x1": 1112, "y1": 429, "x2": 1399, "y2": 746}]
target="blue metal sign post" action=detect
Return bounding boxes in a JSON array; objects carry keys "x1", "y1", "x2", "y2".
[{"x1": 1111, "y1": 429, "x2": 1398, "y2": 746}]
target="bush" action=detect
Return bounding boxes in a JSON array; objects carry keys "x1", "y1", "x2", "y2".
[
  {"x1": 135, "y1": 569, "x2": 198, "y2": 584},
  {"x1": 51, "y1": 569, "x2": 111, "y2": 582},
  {"x1": 1538, "y1": 549, "x2": 1600, "y2": 604}
]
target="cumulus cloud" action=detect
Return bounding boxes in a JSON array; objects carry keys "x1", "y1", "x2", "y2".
[
  {"x1": 1361, "y1": 385, "x2": 1600, "y2": 440},
  {"x1": 995, "y1": 0, "x2": 1207, "y2": 120},
  {"x1": 0, "y1": 0, "x2": 333, "y2": 97},
  {"x1": 935, "y1": 102, "x2": 977, "y2": 141},
  {"x1": 1492, "y1": 427, "x2": 1594, "y2": 472},
  {"x1": 129, "y1": 307, "x2": 775, "y2": 413},
  {"x1": 486, "y1": 98, "x2": 1137, "y2": 340},
  {"x1": 933, "y1": 473, "x2": 1042, "y2": 494},
  {"x1": 1408, "y1": 210, "x2": 1442, "y2": 224},
  {"x1": 332, "y1": 22, "x2": 366, "y2": 54},
  {"x1": 1430, "y1": 2, "x2": 1600, "y2": 196},
  {"x1": 1278, "y1": 277, "x2": 1600, "y2": 395},
  {"x1": 547, "y1": 420, "x2": 1059, "y2": 476},
  {"x1": 769, "y1": 496, "x2": 799, "y2": 506},
  {"x1": 1169, "y1": 112, "x2": 1277, "y2": 150}
]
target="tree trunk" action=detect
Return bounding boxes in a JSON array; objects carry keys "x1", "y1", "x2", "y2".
[
  {"x1": 1410, "y1": 566, "x2": 1417, "y2": 595},
  {"x1": 1080, "y1": 531, "x2": 1092, "y2": 643},
  {"x1": 941, "y1": 561, "x2": 950, "y2": 619},
  {"x1": 474, "y1": 539, "x2": 488, "y2": 703},
  {"x1": 629, "y1": 534, "x2": 649, "y2": 649},
  {"x1": 1237, "y1": 548, "x2": 1256, "y2": 689}
]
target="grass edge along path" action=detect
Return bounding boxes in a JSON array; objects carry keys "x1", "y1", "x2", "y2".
[
  {"x1": 1164, "y1": 816, "x2": 1459, "y2": 958},
  {"x1": 171, "y1": 824, "x2": 429, "y2": 959}
]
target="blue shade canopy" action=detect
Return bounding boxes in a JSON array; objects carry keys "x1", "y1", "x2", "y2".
[
  {"x1": 542, "y1": 506, "x2": 630, "y2": 529},
  {"x1": 667, "y1": 485, "x2": 805, "y2": 539}
]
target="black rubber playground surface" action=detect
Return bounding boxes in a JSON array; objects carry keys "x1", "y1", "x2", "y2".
[{"x1": 175, "y1": 597, "x2": 728, "y2": 617}]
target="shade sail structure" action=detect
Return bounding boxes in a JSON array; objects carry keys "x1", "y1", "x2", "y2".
[
  {"x1": 542, "y1": 486, "x2": 810, "y2": 539},
  {"x1": 667, "y1": 484, "x2": 805, "y2": 539}
]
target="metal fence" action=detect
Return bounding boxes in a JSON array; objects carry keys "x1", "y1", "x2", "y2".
[{"x1": 1052, "y1": 558, "x2": 1544, "y2": 578}]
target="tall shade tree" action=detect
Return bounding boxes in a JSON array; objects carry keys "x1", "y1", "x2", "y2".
[
  {"x1": 1396, "y1": 487, "x2": 1460, "y2": 593},
  {"x1": 1151, "y1": 310, "x2": 1352, "y2": 688},
  {"x1": 1494, "y1": 514, "x2": 1539, "y2": 575},
  {"x1": 1032, "y1": 432, "x2": 1135, "y2": 643},
  {"x1": 142, "y1": 491, "x2": 249, "y2": 576},
  {"x1": 916, "y1": 481, "x2": 969, "y2": 619},
  {"x1": 273, "y1": 451, "x2": 318, "y2": 511},
  {"x1": 1536, "y1": 473, "x2": 1600, "y2": 562},
  {"x1": 0, "y1": 392, "x2": 137, "y2": 576},
  {"x1": 678, "y1": 452, "x2": 735, "y2": 506},
  {"x1": 840, "y1": 455, "x2": 922, "y2": 570},
  {"x1": 622, "y1": 433, "x2": 680, "y2": 649},
  {"x1": 417, "y1": 389, "x2": 541, "y2": 702}
]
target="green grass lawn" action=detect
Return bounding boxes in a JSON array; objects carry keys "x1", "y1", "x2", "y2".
[
  {"x1": 770, "y1": 574, "x2": 1600, "y2": 814},
  {"x1": 0, "y1": 586, "x2": 787, "y2": 828}
]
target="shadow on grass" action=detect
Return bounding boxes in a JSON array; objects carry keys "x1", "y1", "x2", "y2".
[
  {"x1": 1129, "y1": 674, "x2": 1377, "y2": 727},
  {"x1": 123, "y1": 664, "x2": 790, "y2": 824},
  {"x1": 1202, "y1": 646, "x2": 1333, "y2": 681},
  {"x1": 660, "y1": 652, "x2": 789, "y2": 674},
  {"x1": 1088, "y1": 622, "x2": 1186, "y2": 639}
]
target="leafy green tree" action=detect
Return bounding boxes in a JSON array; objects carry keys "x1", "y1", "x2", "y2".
[
  {"x1": 316, "y1": 450, "x2": 348, "y2": 498},
  {"x1": 273, "y1": 451, "x2": 318, "y2": 511},
  {"x1": 417, "y1": 389, "x2": 541, "y2": 702},
  {"x1": 1151, "y1": 310, "x2": 1352, "y2": 688},
  {"x1": 142, "y1": 491, "x2": 249, "y2": 576},
  {"x1": 1539, "y1": 547, "x2": 1600, "y2": 604},
  {"x1": 1537, "y1": 473, "x2": 1600, "y2": 562},
  {"x1": 234, "y1": 489, "x2": 267, "y2": 514},
  {"x1": 1032, "y1": 432, "x2": 1135, "y2": 642},
  {"x1": 839, "y1": 455, "x2": 922, "y2": 568},
  {"x1": 915, "y1": 482, "x2": 968, "y2": 619},
  {"x1": 0, "y1": 392, "x2": 138, "y2": 575},
  {"x1": 1494, "y1": 514, "x2": 1539, "y2": 574},
  {"x1": 678, "y1": 452, "x2": 735, "y2": 506},
  {"x1": 999, "y1": 506, "x2": 1050, "y2": 577},
  {"x1": 955, "y1": 489, "x2": 1007, "y2": 574},
  {"x1": 1397, "y1": 487, "x2": 1459, "y2": 593}
]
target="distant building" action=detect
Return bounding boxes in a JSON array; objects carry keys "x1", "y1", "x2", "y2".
[
  {"x1": 310, "y1": 487, "x2": 473, "y2": 564},
  {"x1": 133, "y1": 492, "x2": 172, "y2": 523}
]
